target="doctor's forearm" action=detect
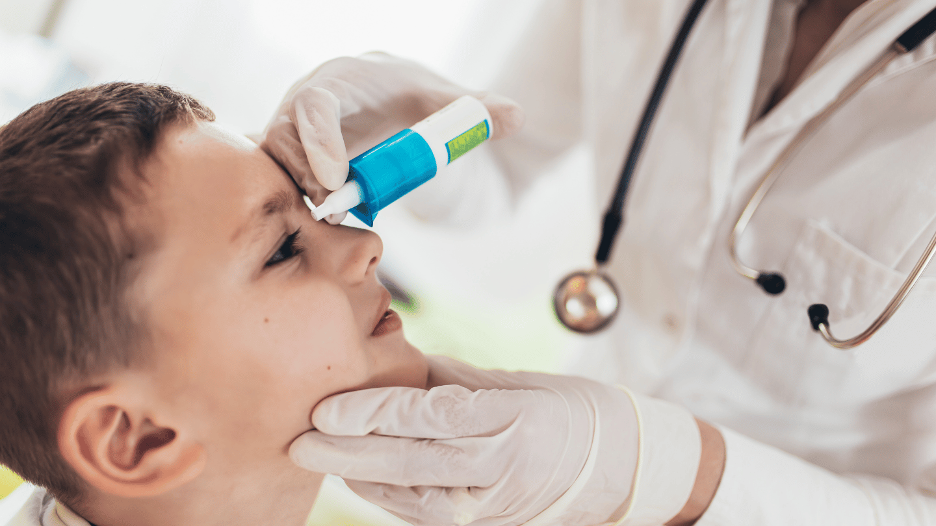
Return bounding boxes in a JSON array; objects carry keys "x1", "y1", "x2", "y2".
[
  {"x1": 691, "y1": 427, "x2": 936, "y2": 525},
  {"x1": 665, "y1": 419, "x2": 726, "y2": 526}
]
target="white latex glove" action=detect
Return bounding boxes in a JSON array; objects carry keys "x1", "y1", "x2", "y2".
[
  {"x1": 290, "y1": 356, "x2": 641, "y2": 526},
  {"x1": 260, "y1": 52, "x2": 525, "y2": 224}
]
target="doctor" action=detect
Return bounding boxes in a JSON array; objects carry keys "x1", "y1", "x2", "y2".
[{"x1": 265, "y1": 0, "x2": 936, "y2": 524}]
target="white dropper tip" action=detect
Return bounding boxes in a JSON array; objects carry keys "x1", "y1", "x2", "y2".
[
  {"x1": 308, "y1": 180, "x2": 364, "y2": 221},
  {"x1": 302, "y1": 195, "x2": 316, "y2": 214}
]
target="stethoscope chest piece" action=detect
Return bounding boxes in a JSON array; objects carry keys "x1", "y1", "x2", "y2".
[
  {"x1": 553, "y1": 269, "x2": 620, "y2": 333},
  {"x1": 553, "y1": 0, "x2": 711, "y2": 334}
]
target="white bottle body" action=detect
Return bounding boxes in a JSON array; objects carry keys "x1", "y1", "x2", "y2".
[{"x1": 410, "y1": 95, "x2": 493, "y2": 171}]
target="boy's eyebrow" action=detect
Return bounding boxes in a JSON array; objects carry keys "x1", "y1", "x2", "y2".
[
  {"x1": 230, "y1": 188, "x2": 295, "y2": 243},
  {"x1": 262, "y1": 189, "x2": 294, "y2": 216}
]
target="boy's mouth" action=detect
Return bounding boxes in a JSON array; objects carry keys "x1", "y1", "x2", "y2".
[
  {"x1": 371, "y1": 289, "x2": 402, "y2": 337},
  {"x1": 372, "y1": 309, "x2": 402, "y2": 337}
]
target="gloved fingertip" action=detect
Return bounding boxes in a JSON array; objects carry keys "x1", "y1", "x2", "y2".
[
  {"x1": 323, "y1": 172, "x2": 349, "y2": 192},
  {"x1": 310, "y1": 393, "x2": 369, "y2": 435},
  {"x1": 477, "y1": 93, "x2": 525, "y2": 139},
  {"x1": 309, "y1": 399, "x2": 339, "y2": 434},
  {"x1": 288, "y1": 432, "x2": 320, "y2": 471},
  {"x1": 290, "y1": 88, "x2": 350, "y2": 191},
  {"x1": 309, "y1": 156, "x2": 349, "y2": 192},
  {"x1": 358, "y1": 50, "x2": 393, "y2": 62}
]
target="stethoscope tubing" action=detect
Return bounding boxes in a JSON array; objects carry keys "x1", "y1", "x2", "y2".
[
  {"x1": 727, "y1": 46, "x2": 900, "y2": 282},
  {"x1": 595, "y1": 0, "x2": 710, "y2": 265},
  {"x1": 730, "y1": 6, "x2": 936, "y2": 349},
  {"x1": 579, "y1": 2, "x2": 936, "y2": 348}
]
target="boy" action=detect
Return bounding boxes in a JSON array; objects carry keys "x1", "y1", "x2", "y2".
[{"x1": 0, "y1": 82, "x2": 428, "y2": 526}]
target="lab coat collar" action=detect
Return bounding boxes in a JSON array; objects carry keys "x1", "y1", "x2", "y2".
[{"x1": 749, "y1": 0, "x2": 936, "y2": 141}]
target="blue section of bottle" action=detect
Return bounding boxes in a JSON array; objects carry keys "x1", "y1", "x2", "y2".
[{"x1": 347, "y1": 129, "x2": 437, "y2": 227}]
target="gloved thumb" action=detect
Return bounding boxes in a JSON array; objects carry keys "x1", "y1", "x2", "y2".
[
  {"x1": 475, "y1": 92, "x2": 525, "y2": 140},
  {"x1": 260, "y1": 110, "x2": 342, "y2": 208},
  {"x1": 289, "y1": 86, "x2": 350, "y2": 192}
]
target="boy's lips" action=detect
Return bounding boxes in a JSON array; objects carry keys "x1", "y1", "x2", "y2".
[
  {"x1": 372, "y1": 309, "x2": 402, "y2": 337},
  {"x1": 371, "y1": 289, "x2": 402, "y2": 337}
]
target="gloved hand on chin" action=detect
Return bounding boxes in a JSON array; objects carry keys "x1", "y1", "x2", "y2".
[
  {"x1": 290, "y1": 356, "x2": 704, "y2": 526},
  {"x1": 259, "y1": 53, "x2": 525, "y2": 224}
]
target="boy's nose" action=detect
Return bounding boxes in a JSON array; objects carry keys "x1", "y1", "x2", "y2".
[{"x1": 338, "y1": 227, "x2": 383, "y2": 284}]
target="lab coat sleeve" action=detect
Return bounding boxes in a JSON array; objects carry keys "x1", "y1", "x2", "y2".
[
  {"x1": 695, "y1": 427, "x2": 936, "y2": 525},
  {"x1": 399, "y1": 0, "x2": 585, "y2": 226}
]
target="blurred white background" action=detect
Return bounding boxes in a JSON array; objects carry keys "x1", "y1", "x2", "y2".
[
  {"x1": 1, "y1": 0, "x2": 537, "y2": 130},
  {"x1": 0, "y1": 0, "x2": 598, "y2": 373}
]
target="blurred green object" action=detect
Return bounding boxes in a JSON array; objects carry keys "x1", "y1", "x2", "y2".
[
  {"x1": 0, "y1": 465, "x2": 22, "y2": 500},
  {"x1": 392, "y1": 289, "x2": 567, "y2": 374},
  {"x1": 306, "y1": 475, "x2": 409, "y2": 526}
]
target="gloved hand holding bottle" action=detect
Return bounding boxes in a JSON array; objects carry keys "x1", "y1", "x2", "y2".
[
  {"x1": 290, "y1": 356, "x2": 716, "y2": 526},
  {"x1": 259, "y1": 52, "x2": 525, "y2": 224}
]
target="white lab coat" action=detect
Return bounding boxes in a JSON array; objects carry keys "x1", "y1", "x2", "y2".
[{"x1": 407, "y1": 0, "x2": 936, "y2": 523}]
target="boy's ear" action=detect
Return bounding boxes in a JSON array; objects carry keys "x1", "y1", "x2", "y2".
[{"x1": 58, "y1": 386, "x2": 207, "y2": 498}]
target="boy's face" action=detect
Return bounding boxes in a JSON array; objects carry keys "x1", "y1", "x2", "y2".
[{"x1": 128, "y1": 121, "x2": 427, "y2": 478}]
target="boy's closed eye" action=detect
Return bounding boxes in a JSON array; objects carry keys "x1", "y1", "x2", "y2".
[{"x1": 265, "y1": 227, "x2": 304, "y2": 268}]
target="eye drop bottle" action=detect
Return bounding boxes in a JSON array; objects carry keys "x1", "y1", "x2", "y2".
[{"x1": 307, "y1": 95, "x2": 493, "y2": 226}]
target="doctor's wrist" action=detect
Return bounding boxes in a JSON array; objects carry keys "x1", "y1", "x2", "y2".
[{"x1": 665, "y1": 419, "x2": 726, "y2": 526}]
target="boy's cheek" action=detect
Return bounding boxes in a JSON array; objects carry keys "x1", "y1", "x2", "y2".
[{"x1": 283, "y1": 346, "x2": 373, "y2": 404}]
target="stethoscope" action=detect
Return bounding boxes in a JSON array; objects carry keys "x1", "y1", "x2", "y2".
[{"x1": 553, "y1": 0, "x2": 936, "y2": 349}]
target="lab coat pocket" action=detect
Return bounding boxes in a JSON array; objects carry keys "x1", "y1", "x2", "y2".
[{"x1": 747, "y1": 219, "x2": 936, "y2": 408}]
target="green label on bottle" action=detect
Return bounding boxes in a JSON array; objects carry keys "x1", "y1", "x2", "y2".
[{"x1": 446, "y1": 120, "x2": 490, "y2": 164}]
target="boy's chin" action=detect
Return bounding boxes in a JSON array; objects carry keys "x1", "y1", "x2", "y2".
[
  {"x1": 406, "y1": 343, "x2": 430, "y2": 389},
  {"x1": 374, "y1": 343, "x2": 429, "y2": 390}
]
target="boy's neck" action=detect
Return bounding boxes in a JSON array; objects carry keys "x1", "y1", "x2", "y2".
[{"x1": 75, "y1": 469, "x2": 324, "y2": 526}]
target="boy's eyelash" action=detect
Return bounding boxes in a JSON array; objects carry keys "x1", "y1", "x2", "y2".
[{"x1": 265, "y1": 228, "x2": 304, "y2": 268}]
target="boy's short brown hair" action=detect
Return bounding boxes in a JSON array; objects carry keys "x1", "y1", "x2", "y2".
[{"x1": 0, "y1": 83, "x2": 214, "y2": 502}]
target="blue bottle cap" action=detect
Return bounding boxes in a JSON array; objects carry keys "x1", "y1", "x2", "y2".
[{"x1": 347, "y1": 129, "x2": 437, "y2": 227}]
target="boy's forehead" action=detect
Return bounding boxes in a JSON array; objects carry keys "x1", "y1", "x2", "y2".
[
  {"x1": 158, "y1": 121, "x2": 258, "y2": 173},
  {"x1": 130, "y1": 121, "x2": 294, "y2": 250},
  {"x1": 144, "y1": 122, "x2": 286, "y2": 214},
  {"x1": 185, "y1": 121, "x2": 257, "y2": 151}
]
